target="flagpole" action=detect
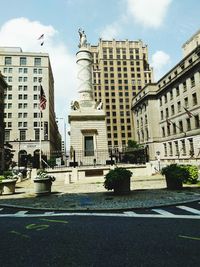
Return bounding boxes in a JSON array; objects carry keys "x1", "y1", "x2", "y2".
[
  {"x1": 40, "y1": 110, "x2": 42, "y2": 169},
  {"x1": 39, "y1": 78, "x2": 42, "y2": 169}
]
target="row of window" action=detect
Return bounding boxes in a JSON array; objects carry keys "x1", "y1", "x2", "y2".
[
  {"x1": 107, "y1": 132, "x2": 132, "y2": 138},
  {"x1": 5, "y1": 57, "x2": 42, "y2": 66},
  {"x1": 106, "y1": 111, "x2": 131, "y2": 116},
  {"x1": 105, "y1": 98, "x2": 130, "y2": 104},
  {"x1": 102, "y1": 60, "x2": 142, "y2": 66},
  {"x1": 94, "y1": 91, "x2": 136, "y2": 99},
  {"x1": 4, "y1": 85, "x2": 41, "y2": 92},
  {"x1": 160, "y1": 75, "x2": 197, "y2": 105},
  {"x1": 4, "y1": 76, "x2": 42, "y2": 83},
  {"x1": 160, "y1": 56, "x2": 199, "y2": 88},
  {"x1": 107, "y1": 125, "x2": 132, "y2": 131},
  {"x1": 4, "y1": 112, "x2": 41, "y2": 118},
  {"x1": 102, "y1": 48, "x2": 140, "y2": 54},
  {"x1": 5, "y1": 129, "x2": 47, "y2": 142},
  {"x1": 107, "y1": 139, "x2": 127, "y2": 147},
  {"x1": 4, "y1": 103, "x2": 40, "y2": 109},
  {"x1": 161, "y1": 115, "x2": 200, "y2": 137},
  {"x1": 103, "y1": 78, "x2": 142, "y2": 84},
  {"x1": 107, "y1": 118, "x2": 131, "y2": 124},
  {"x1": 102, "y1": 55, "x2": 140, "y2": 60},
  {"x1": 5, "y1": 94, "x2": 41, "y2": 100},
  {"x1": 3, "y1": 68, "x2": 42, "y2": 74},
  {"x1": 5, "y1": 120, "x2": 46, "y2": 129},
  {"x1": 160, "y1": 93, "x2": 198, "y2": 119},
  {"x1": 163, "y1": 138, "x2": 194, "y2": 157}
]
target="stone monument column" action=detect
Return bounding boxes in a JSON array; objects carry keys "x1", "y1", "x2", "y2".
[
  {"x1": 68, "y1": 29, "x2": 108, "y2": 166},
  {"x1": 76, "y1": 47, "x2": 94, "y2": 107}
]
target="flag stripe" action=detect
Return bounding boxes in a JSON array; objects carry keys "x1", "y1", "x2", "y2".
[
  {"x1": 166, "y1": 118, "x2": 171, "y2": 125},
  {"x1": 183, "y1": 107, "x2": 193, "y2": 118},
  {"x1": 39, "y1": 85, "x2": 47, "y2": 111}
]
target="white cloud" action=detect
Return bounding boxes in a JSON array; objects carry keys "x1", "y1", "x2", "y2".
[
  {"x1": 126, "y1": 0, "x2": 172, "y2": 28},
  {"x1": 0, "y1": 17, "x2": 78, "y2": 146},
  {"x1": 100, "y1": 22, "x2": 121, "y2": 39},
  {"x1": 151, "y1": 50, "x2": 171, "y2": 80}
]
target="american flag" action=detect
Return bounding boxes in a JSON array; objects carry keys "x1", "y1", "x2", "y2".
[
  {"x1": 38, "y1": 34, "x2": 44, "y2": 40},
  {"x1": 166, "y1": 118, "x2": 172, "y2": 126},
  {"x1": 39, "y1": 84, "x2": 47, "y2": 111},
  {"x1": 183, "y1": 107, "x2": 193, "y2": 118},
  {"x1": 38, "y1": 34, "x2": 44, "y2": 46}
]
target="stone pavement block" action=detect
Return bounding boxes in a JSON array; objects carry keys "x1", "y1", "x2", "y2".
[{"x1": 0, "y1": 174, "x2": 199, "y2": 211}]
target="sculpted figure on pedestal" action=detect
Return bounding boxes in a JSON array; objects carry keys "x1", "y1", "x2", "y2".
[{"x1": 78, "y1": 28, "x2": 87, "y2": 48}]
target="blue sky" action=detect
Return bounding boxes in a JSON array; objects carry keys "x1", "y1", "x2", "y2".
[{"x1": 0, "y1": 0, "x2": 199, "y2": 145}]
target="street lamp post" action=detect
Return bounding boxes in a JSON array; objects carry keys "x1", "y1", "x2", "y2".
[{"x1": 156, "y1": 150, "x2": 161, "y2": 172}]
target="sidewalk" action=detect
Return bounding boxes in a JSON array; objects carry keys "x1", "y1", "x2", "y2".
[{"x1": 0, "y1": 174, "x2": 200, "y2": 211}]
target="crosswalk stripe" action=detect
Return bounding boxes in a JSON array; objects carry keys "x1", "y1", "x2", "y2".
[
  {"x1": 15, "y1": 211, "x2": 28, "y2": 215},
  {"x1": 124, "y1": 211, "x2": 137, "y2": 216},
  {"x1": 152, "y1": 209, "x2": 175, "y2": 216},
  {"x1": 0, "y1": 211, "x2": 200, "y2": 219},
  {"x1": 177, "y1": 206, "x2": 200, "y2": 215},
  {"x1": 44, "y1": 212, "x2": 55, "y2": 215}
]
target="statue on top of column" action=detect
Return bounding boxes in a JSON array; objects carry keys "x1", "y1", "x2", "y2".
[{"x1": 78, "y1": 28, "x2": 87, "y2": 48}]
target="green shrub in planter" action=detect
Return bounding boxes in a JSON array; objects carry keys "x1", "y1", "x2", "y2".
[
  {"x1": 104, "y1": 167, "x2": 132, "y2": 194},
  {"x1": 181, "y1": 165, "x2": 199, "y2": 184},
  {"x1": 3, "y1": 170, "x2": 13, "y2": 179},
  {"x1": 161, "y1": 164, "x2": 187, "y2": 189},
  {"x1": 34, "y1": 169, "x2": 56, "y2": 195}
]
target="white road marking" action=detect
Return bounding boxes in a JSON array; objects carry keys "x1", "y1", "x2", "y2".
[
  {"x1": 124, "y1": 211, "x2": 138, "y2": 216},
  {"x1": 15, "y1": 211, "x2": 28, "y2": 215},
  {"x1": 44, "y1": 212, "x2": 55, "y2": 215},
  {"x1": 0, "y1": 212, "x2": 199, "y2": 219},
  {"x1": 0, "y1": 208, "x2": 3, "y2": 211},
  {"x1": 177, "y1": 205, "x2": 200, "y2": 215},
  {"x1": 152, "y1": 209, "x2": 175, "y2": 216}
]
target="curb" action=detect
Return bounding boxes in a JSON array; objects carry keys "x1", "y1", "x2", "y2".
[{"x1": 1, "y1": 196, "x2": 200, "y2": 213}]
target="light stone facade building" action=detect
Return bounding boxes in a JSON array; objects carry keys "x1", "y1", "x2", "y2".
[
  {"x1": 132, "y1": 32, "x2": 200, "y2": 165},
  {"x1": 0, "y1": 47, "x2": 61, "y2": 168},
  {"x1": 0, "y1": 72, "x2": 7, "y2": 171},
  {"x1": 182, "y1": 29, "x2": 200, "y2": 57},
  {"x1": 89, "y1": 39, "x2": 153, "y2": 150}
]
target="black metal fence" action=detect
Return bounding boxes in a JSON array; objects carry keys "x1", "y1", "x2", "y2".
[
  {"x1": 15, "y1": 147, "x2": 149, "y2": 169},
  {"x1": 65, "y1": 147, "x2": 149, "y2": 167}
]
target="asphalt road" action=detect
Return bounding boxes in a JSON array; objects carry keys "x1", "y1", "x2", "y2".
[{"x1": 0, "y1": 214, "x2": 199, "y2": 267}]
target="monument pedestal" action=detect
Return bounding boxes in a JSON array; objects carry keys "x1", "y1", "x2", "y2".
[{"x1": 69, "y1": 107, "x2": 108, "y2": 165}]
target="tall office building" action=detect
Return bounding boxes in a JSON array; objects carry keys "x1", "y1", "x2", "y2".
[
  {"x1": 0, "y1": 47, "x2": 61, "y2": 168},
  {"x1": 89, "y1": 39, "x2": 153, "y2": 150}
]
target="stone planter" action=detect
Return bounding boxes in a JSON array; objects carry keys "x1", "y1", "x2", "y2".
[
  {"x1": 0, "y1": 183, "x2": 4, "y2": 195},
  {"x1": 114, "y1": 177, "x2": 131, "y2": 195},
  {"x1": 165, "y1": 175, "x2": 183, "y2": 190},
  {"x1": 0, "y1": 179, "x2": 18, "y2": 194},
  {"x1": 33, "y1": 177, "x2": 53, "y2": 195}
]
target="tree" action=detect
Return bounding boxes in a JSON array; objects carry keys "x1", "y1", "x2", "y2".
[
  {"x1": 127, "y1": 140, "x2": 142, "y2": 150},
  {"x1": 4, "y1": 142, "x2": 14, "y2": 170}
]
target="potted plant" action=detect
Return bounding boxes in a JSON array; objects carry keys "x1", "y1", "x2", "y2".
[
  {"x1": 33, "y1": 169, "x2": 56, "y2": 195},
  {"x1": 104, "y1": 167, "x2": 132, "y2": 194},
  {"x1": 0, "y1": 171, "x2": 18, "y2": 195},
  {"x1": 161, "y1": 164, "x2": 188, "y2": 190}
]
